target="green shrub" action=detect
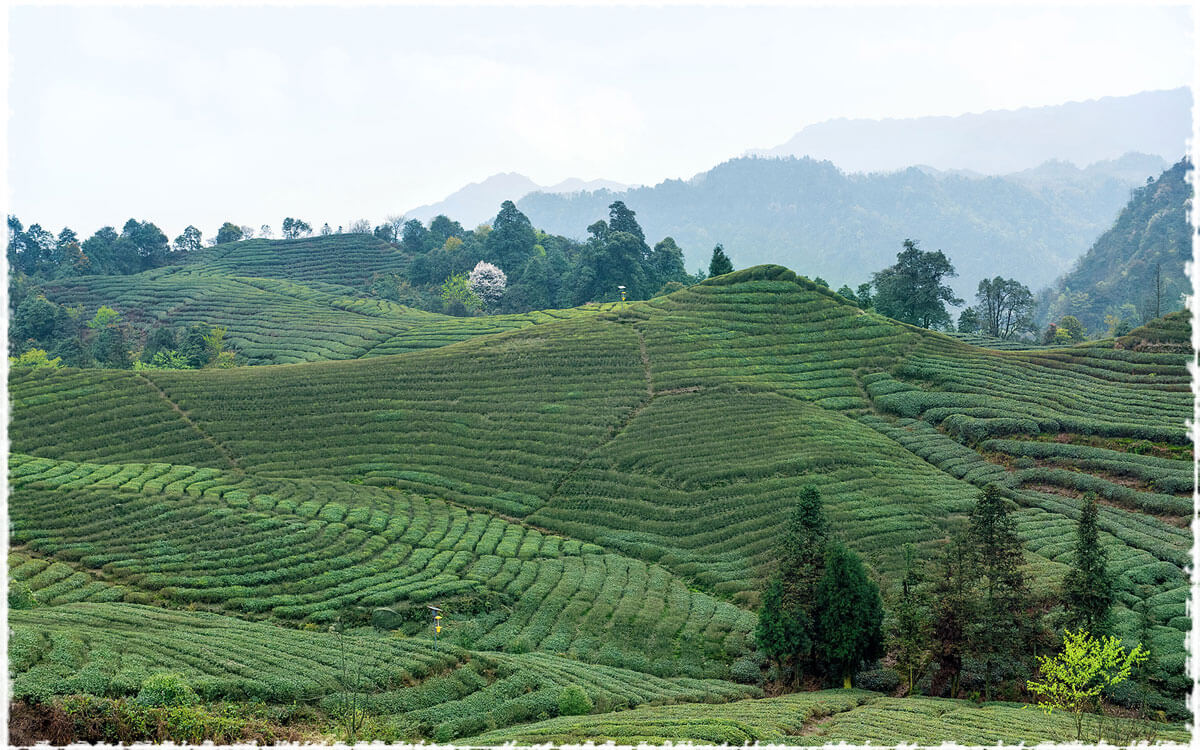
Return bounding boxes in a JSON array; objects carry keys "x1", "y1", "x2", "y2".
[
  {"x1": 506, "y1": 637, "x2": 533, "y2": 654},
  {"x1": 855, "y1": 667, "x2": 901, "y2": 693},
  {"x1": 9, "y1": 580, "x2": 38, "y2": 610},
  {"x1": 730, "y1": 657, "x2": 763, "y2": 685},
  {"x1": 557, "y1": 684, "x2": 593, "y2": 716},
  {"x1": 135, "y1": 673, "x2": 199, "y2": 708}
]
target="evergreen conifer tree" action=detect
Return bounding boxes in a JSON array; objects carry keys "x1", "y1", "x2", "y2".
[
  {"x1": 708, "y1": 244, "x2": 733, "y2": 277},
  {"x1": 815, "y1": 542, "x2": 884, "y2": 688},
  {"x1": 755, "y1": 577, "x2": 809, "y2": 681},
  {"x1": 782, "y1": 486, "x2": 829, "y2": 679},
  {"x1": 757, "y1": 485, "x2": 828, "y2": 687},
  {"x1": 929, "y1": 531, "x2": 975, "y2": 698},
  {"x1": 966, "y1": 484, "x2": 1029, "y2": 701},
  {"x1": 1063, "y1": 493, "x2": 1114, "y2": 631},
  {"x1": 889, "y1": 543, "x2": 934, "y2": 695}
]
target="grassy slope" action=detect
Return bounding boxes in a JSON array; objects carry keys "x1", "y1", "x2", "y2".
[
  {"x1": 40, "y1": 235, "x2": 614, "y2": 365},
  {"x1": 10, "y1": 265, "x2": 1193, "y2": 740}
]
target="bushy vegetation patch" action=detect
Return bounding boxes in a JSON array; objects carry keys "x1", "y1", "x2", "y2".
[{"x1": 8, "y1": 695, "x2": 306, "y2": 745}]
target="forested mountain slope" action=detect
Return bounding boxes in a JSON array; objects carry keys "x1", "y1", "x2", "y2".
[
  {"x1": 1037, "y1": 159, "x2": 1192, "y2": 334},
  {"x1": 11, "y1": 266, "x2": 1191, "y2": 734}
]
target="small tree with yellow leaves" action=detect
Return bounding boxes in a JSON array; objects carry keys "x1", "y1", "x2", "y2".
[{"x1": 1026, "y1": 629, "x2": 1147, "y2": 741}]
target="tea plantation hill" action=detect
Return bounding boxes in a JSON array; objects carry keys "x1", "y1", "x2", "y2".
[
  {"x1": 39, "y1": 233, "x2": 618, "y2": 365},
  {"x1": 10, "y1": 265, "x2": 1193, "y2": 741}
]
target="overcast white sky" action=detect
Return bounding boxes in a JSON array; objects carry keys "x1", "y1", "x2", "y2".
[{"x1": 6, "y1": 2, "x2": 1195, "y2": 241}]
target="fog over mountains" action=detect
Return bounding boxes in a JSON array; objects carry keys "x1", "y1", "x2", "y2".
[
  {"x1": 753, "y1": 88, "x2": 1191, "y2": 174},
  {"x1": 518, "y1": 153, "x2": 1173, "y2": 302},
  {"x1": 401, "y1": 89, "x2": 1188, "y2": 303},
  {"x1": 405, "y1": 173, "x2": 632, "y2": 226}
]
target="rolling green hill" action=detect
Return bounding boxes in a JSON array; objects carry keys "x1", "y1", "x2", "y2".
[
  {"x1": 37, "y1": 234, "x2": 617, "y2": 365},
  {"x1": 9, "y1": 265, "x2": 1192, "y2": 741}
]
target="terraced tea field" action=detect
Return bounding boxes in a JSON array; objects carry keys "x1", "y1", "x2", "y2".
[
  {"x1": 10, "y1": 261, "x2": 1193, "y2": 742},
  {"x1": 464, "y1": 690, "x2": 1190, "y2": 745},
  {"x1": 10, "y1": 453, "x2": 754, "y2": 678},
  {"x1": 43, "y1": 265, "x2": 614, "y2": 365}
]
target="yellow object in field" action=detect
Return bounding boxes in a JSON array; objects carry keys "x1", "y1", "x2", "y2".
[{"x1": 435, "y1": 625, "x2": 441, "y2": 634}]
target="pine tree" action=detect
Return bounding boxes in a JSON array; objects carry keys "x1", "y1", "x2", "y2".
[
  {"x1": 1063, "y1": 493, "x2": 1114, "y2": 631},
  {"x1": 966, "y1": 484, "x2": 1029, "y2": 701},
  {"x1": 815, "y1": 542, "x2": 884, "y2": 688},
  {"x1": 779, "y1": 486, "x2": 829, "y2": 608},
  {"x1": 708, "y1": 244, "x2": 733, "y2": 277}
]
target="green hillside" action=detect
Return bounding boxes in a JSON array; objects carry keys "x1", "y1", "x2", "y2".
[
  {"x1": 35, "y1": 234, "x2": 617, "y2": 365},
  {"x1": 171, "y1": 235, "x2": 412, "y2": 287},
  {"x1": 1116, "y1": 309, "x2": 1192, "y2": 352},
  {"x1": 1038, "y1": 159, "x2": 1192, "y2": 334},
  {"x1": 10, "y1": 266, "x2": 1192, "y2": 741}
]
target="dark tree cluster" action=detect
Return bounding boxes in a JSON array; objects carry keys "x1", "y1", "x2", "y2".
[
  {"x1": 389, "y1": 200, "x2": 700, "y2": 315},
  {"x1": 8, "y1": 285, "x2": 230, "y2": 371},
  {"x1": 755, "y1": 482, "x2": 1120, "y2": 704},
  {"x1": 756, "y1": 486, "x2": 884, "y2": 690},
  {"x1": 884, "y1": 485, "x2": 1118, "y2": 702},
  {"x1": 8, "y1": 217, "x2": 176, "y2": 279}
]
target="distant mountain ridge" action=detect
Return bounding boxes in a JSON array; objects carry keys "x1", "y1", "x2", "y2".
[
  {"x1": 516, "y1": 153, "x2": 1172, "y2": 302},
  {"x1": 406, "y1": 172, "x2": 632, "y2": 226},
  {"x1": 754, "y1": 88, "x2": 1191, "y2": 174}
]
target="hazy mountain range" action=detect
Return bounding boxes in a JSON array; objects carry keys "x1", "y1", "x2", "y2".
[
  {"x1": 516, "y1": 153, "x2": 1173, "y2": 303},
  {"x1": 405, "y1": 89, "x2": 1188, "y2": 229},
  {"x1": 400, "y1": 89, "x2": 1188, "y2": 305},
  {"x1": 753, "y1": 88, "x2": 1191, "y2": 174},
  {"x1": 405, "y1": 173, "x2": 632, "y2": 226}
]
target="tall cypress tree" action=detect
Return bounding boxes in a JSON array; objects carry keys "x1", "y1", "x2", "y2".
[
  {"x1": 758, "y1": 485, "x2": 828, "y2": 687},
  {"x1": 1063, "y1": 493, "x2": 1114, "y2": 632},
  {"x1": 929, "y1": 531, "x2": 975, "y2": 698},
  {"x1": 966, "y1": 484, "x2": 1029, "y2": 701},
  {"x1": 815, "y1": 542, "x2": 884, "y2": 689},
  {"x1": 783, "y1": 485, "x2": 829, "y2": 680},
  {"x1": 780, "y1": 486, "x2": 829, "y2": 610},
  {"x1": 889, "y1": 543, "x2": 934, "y2": 695},
  {"x1": 755, "y1": 577, "x2": 809, "y2": 683}
]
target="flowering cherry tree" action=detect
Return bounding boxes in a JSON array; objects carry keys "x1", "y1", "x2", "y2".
[{"x1": 468, "y1": 261, "x2": 507, "y2": 308}]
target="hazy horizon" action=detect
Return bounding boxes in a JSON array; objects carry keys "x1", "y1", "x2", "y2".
[{"x1": 7, "y1": 4, "x2": 1194, "y2": 241}]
